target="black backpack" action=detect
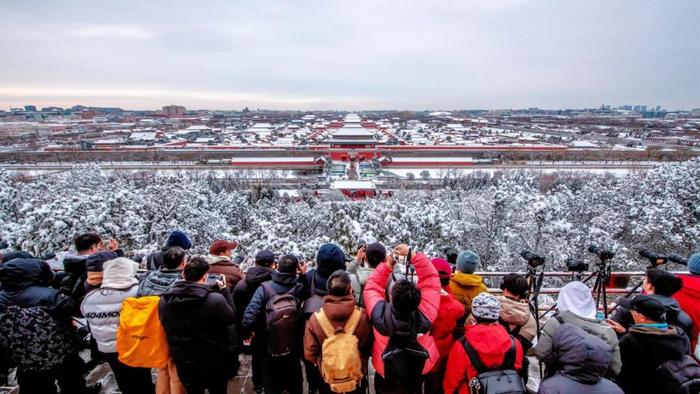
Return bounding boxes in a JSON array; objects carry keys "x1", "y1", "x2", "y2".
[
  {"x1": 381, "y1": 319, "x2": 430, "y2": 394},
  {"x1": 262, "y1": 282, "x2": 300, "y2": 357},
  {"x1": 302, "y1": 274, "x2": 326, "y2": 315},
  {"x1": 461, "y1": 337, "x2": 526, "y2": 394},
  {"x1": 655, "y1": 355, "x2": 700, "y2": 394}
]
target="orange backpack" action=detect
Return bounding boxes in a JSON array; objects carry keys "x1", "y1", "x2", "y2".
[
  {"x1": 116, "y1": 296, "x2": 169, "y2": 369},
  {"x1": 316, "y1": 308, "x2": 364, "y2": 393}
]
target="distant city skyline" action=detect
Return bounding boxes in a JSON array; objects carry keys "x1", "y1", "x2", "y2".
[{"x1": 0, "y1": 0, "x2": 698, "y2": 110}]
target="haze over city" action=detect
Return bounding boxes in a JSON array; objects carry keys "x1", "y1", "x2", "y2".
[{"x1": 1, "y1": 0, "x2": 698, "y2": 110}]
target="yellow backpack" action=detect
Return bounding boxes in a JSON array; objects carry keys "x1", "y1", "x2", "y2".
[
  {"x1": 116, "y1": 296, "x2": 169, "y2": 369},
  {"x1": 316, "y1": 308, "x2": 364, "y2": 393}
]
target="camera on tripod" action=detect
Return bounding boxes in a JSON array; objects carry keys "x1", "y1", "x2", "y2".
[
  {"x1": 588, "y1": 245, "x2": 615, "y2": 261},
  {"x1": 520, "y1": 250, "x2": 545, "y2": 268},
  {"x1": 566, "y1": 258, "x2": 588, "y2": 273}
]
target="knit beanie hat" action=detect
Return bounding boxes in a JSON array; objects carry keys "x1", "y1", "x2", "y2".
[
  {"x1": 557, "y1": 281, "x2": 597, "y2": 319},
  {"x1": 316, "y1": 243, "x2": 346, "y2": 277},
  {"x1": 472, "y1": 292, "x2": 501, "y2": 321},
  {"x1": 165, "y1": 230, "x2": 192, "y2": 250},
  {"x1": 102, "y1": 257, "x2": 139, "y2": 290},
  {"x1": 457, "y1": 250, "x2": 479, "y2": 274},
  {"x1": 430, "y1": 258, "x2": 452, "y2": 281},
  {"x1": 688, "y1": 252, "x2": 700, "y2": 275}
]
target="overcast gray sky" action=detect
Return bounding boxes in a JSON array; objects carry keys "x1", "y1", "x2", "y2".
[{"x1": 0, "y1": 0, "x2": 698, "y2": 110}]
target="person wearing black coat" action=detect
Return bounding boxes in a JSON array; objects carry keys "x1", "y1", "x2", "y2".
[
  {"x1": 613, "y1": 295, "x2": 691, "y2": 394},
  {"x1": 0, "y1": 258, "x2": 93, "y2": 394},
  {"x1": 232, "y1": 250, "x2": 275, "y2": 394},
  {"x1": 158, "y1": 257, "x2": 238, "y2": 394},
  {"x1": 242, "y1": 255, "x2": 307, "y2": 394},
  {"x1": 611, "y1": 269, "x2": 693, "y2": 337},
  {"x1": 538, "y1": 323, "x2": 623, "y2": 394}
]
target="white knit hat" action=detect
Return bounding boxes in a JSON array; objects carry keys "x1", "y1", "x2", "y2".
[
  {"x1": 557, "y1": 281, "x2": 597, "y2": 319},
  {"x1": 472, "y1": 292, "x2": 501, "y2": 321},
  {"x1": 101, "y1": 258, "x2": 139, "y2": 290}
]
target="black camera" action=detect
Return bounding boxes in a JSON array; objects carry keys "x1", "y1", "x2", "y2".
[
  {"x1": 566, "y1": 258, "x2": 588, "y2": 272},
  {"x1": 668, "y1": 253, "x2": 688, "y2": 266},
  {"x1": 639, "y1": 249, "x2": 667, "y2": 267},
  {"x1": 520, "y1": 250, "x2": 545, "y2": 268},
  {"x1": 588, "y1": 245, "x2": 615, "y2": 260}
]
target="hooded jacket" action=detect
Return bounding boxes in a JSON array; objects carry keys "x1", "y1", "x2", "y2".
[
  {"x1": 0, "y1": 258, "x2": 67, "y2": 314},
  {"x1": 674, "y1": 274, "x2": 700, "y2": 349},
  {"x1": 498, "y1": 296, "x2": 537, "y2": 345},
  {"x1": 443, "y1": 323, "x2": 525, "y2": 394},
  {"x1": 80, "y1": 258, "x2": 140, "y2": 353},
  {"x1": 617, "y1": 325, "x2": 690, "y2": 394},
  {"x1": 206, "y1": 254, "x2": 244, "y2": 289},
  {"x1": 430, "y1": 289, "x2": 465, "y2": 371},
  {"x1": 532, "y1": 310, "x2": 622, "y2": 376},
  {"x1": 303, "y1": 294, "x2": 372, "y2": 371},
  {"x1": 60, "y1": 252, "x2": 89, "y2": 298},
  {"x1": 158, "y1": 281, "x2": 237, "y2": 380},
  {"x1": 611, "y1": 293, "x2": 693, "y2": 338},
  {"x1": 81, "y1": 284, "x2": 138, "y2": 353},
  {"x1": 232, "y1": 265, "x2": 273, "y2": 327},
  {"x1": 537, "y1": 323, "x2": 623, "y2": 394},
  {"x1": 137, "y1": 267, "x2": 183, "y2": 296},
  {"x1": 363, "y1": 253, "x2": 441, "y2": 377},
  {"x1": 448, "y1": 272, "x2": 488, "y2": 316},
  {"x1": 242, "y1": 271, "x2": 307, "y2": 336}
]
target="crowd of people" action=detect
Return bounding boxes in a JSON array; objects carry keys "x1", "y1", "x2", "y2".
[{"x1": 1, "y1": 230, "x2": 700, "y2": 394}]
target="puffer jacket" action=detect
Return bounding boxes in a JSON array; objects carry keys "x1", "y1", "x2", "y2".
[
  {"x1": 617, "y1": 325, "x2": 690, "y2": 394},
  {"x1": 363, "y1": 253, "x2": 441, "y2": 377},
  {"x1": 532, "y1": 310, "x2": 621, "y2": 376},
  {"x1": 348, "y1": 263, "x2": 375, "y2": 307},
  {"x1": 498, "y1": 296, "x2": 537, "y2": 346},
  {"x1": 443, "y1": 323, "x2": 524, "y2": 394},
  {"x1": 448, "y1": 272, "x2": 488, "y2": 316},
  {"x1": 60, "y1": 253, "x2": 89, "y2": 298},
  {"x1": 674, "y1": 274, "x2": 700, "y2": 349},
  {"x1": 159, "y1": 281, "x2": 238, "y2": 380},
  {"x1": 137, "y1": 267, "x2": 183, "y2": 296},
  {"x1": 206, "y1": 255, "x2": 244, "y2": 289},
  {"x1": 430, "y1": 289, "x2": 465, "y2": 371},
  {"x1": 538, "y1": 323, "x2": 623, "y2": 394},
  {"x1": 0, "y1": 258, "x2": 68, "y2": 314},
  {"x1": 242, "y1": 271, "x2": 307, "y2": 335},
  {"x1": 80, "y1": 284, "x2": 138, "y2": 353},
  {"x1": 232, "y1": 265, "x2": 273, "y2": 327},
  {"x1": 612, "y1": 293, "x2": 692, "y2": 338}
]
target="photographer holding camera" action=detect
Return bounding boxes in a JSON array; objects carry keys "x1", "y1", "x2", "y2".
[{"x1": 363, "y1": 243, "x2": 441, "y2": 394}]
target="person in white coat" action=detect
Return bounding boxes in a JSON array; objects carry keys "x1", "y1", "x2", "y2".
[{"x1": 81, "y1": 257, "x2": 155, "y2": 394}]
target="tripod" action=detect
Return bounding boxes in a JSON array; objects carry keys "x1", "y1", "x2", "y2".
[
  {"x1": 525, "y1": 263, "x2": 546, "y2": 336},
  {"x1": 591, "y1": 260, "x2": 612, "y2": 318}
]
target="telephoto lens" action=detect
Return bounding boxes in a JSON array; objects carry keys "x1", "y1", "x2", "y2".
[
  {"x1": 639, "y1": 249, "x2": 667, "y2": 266},
  {"x1": 588, "y1": 244, "x2": 615, "y2": 260},
  {"x1": 520, "y1": 250, "x2": 545, "y2": 267},
  {"x1": 668, "y1": 253, "x2": 688, "y2": 266}
]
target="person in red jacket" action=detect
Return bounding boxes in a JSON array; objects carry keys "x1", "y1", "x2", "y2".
[
  {"x1": 443, "y1": 293, "x2": 525, "y2": 394},
  {"x1": 424, "y1": 258, "x2": 465, "y2": 394},
  {"x1": 363, "y1": 243, "x2": 441, "y2": 394},
  {"x1": 673, "y1": 252, "x2": 700, "y2": 349}
]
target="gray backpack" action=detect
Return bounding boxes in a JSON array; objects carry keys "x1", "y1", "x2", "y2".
[{"x1": 462, "y1": 337, "x2": 526, "y2": 394}]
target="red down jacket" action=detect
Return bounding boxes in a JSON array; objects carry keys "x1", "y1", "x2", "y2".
[
  {"x1": 673, "y1": 274, "x2": 700, "y2": 349},
  {"x1": 363, "y1": 252, "x2": 441, "y2": 377},
  {"x1": 443, "y1": 323, "x2": 524, "y2": 394},
  {"x1": 430, "y1": 290, "x2": 465, "y2": 372}
]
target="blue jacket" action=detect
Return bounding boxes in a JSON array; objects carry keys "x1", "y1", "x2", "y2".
[{"x1": 242, "y1": 271, "x2": 306, "y2": 332}]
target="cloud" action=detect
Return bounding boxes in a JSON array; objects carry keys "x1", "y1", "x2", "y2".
[{"x1": 66, "y1": 25, "x2": 157, "y2": 40}]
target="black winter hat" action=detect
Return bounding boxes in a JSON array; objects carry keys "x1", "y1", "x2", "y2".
[
  {"x1": 627, "y1": 295, "x2": 667, "y2": 322},
  {"x1": 316, "y1": 244, "x2": 346, "y2": 276},
  {"x1": 255, "y1": 250, "x2": 275, "y2": 267}
]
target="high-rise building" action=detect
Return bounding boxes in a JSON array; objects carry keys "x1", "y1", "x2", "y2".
[{"x1": 163, "y1": 105, "x2": 186, "y2": 117}]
